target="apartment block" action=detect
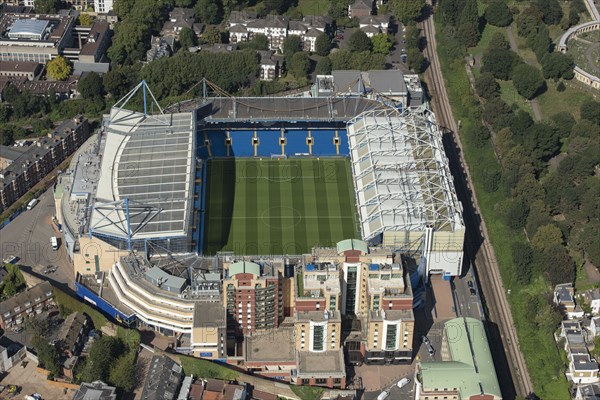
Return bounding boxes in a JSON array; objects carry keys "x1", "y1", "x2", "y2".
[
  {"x1": 0, "y1": 281, "x2": 54, "y2": 330},
  {"x1": 223, "y1": 261, "x2": 284, "y2": 335}
]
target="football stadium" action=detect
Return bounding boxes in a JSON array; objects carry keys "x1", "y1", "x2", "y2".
[{"x1": 61, "y1": 74, "x2": 464, "y2": 282}]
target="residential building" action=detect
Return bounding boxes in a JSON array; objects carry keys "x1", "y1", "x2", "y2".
[
  {"x1": 358, "y1": 15, "x2": 390, "y2": 36},
  {"x1": 582, "y1": 288, "x2": 600, "y2": 315},
  {"x1": 555, "y1": 283, "x2": 585, "y2": 319},
  {"x1": 576, "y1": 383, "x2": 600, "y2": 400},
  {"x1": 141, "y1": 355, "x2": 183, "y2": 400},
  {"x1": 0, "y1": 117, "x2": 90, "y2": 212},
  {"x1": 57, "y1": 312, "x2": 89, "y2": 358},
  {"x1": 68, "y1": 0, "x2": 94, "y2": 11},
  {"x1": 0, "y1": 340, "x2": 27, "y2": 373},
  {"x1": 0, "y1": 13, "x2": 76, "y2": 62},
  {"x1": 348, "y1": 0, "x2": 373, "y2": 18},
  {"x1": 590, "y1": 317, "x2": 600, "y2": 337},
  {"x1": 567, "y1": 353, "x2": 599, "y2": 384},
  {"x1": 0, "y1": 281, "x2": 54, "y2": 330},
  {"x1": 146, "y1": 35, "x2": 173, "y2": 61},
  {"x1": 72, "y1": 381, "x2": 117, "y2": 400},
  {"x1": 257, "y1": 51, "x2": 282, "y2": 81},
  {"x1": 223, "y1": 261, "x2": 284, "y2": 335},
  {"x1": 0, "y1": 76, "x2": 79, "y2": 101},
  {"x1": 94, "y1": 0, "x2": 114, "y2": 14},
  {"x1": 302, "y1": 28, "x2": 321, "y2": 52},
  {"x1": 161, "y1": 7, "x2": 203, "y2": 44},
  {"x1": 415, "y1": 317, "x2": 502, "y2": 400},
  {"x1": 0, "y1": 145, "x2": 27, "y2": 170}
]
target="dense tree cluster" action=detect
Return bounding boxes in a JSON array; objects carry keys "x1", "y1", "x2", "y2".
[
  {"x1": 79, "y1": 335, "x2": 137, "y2": 391},
  {"x1": 485, "y1": 1, "x2": 513, "y2": 27},
  {"x1": 329, "y1": 50, "x2": 386, "y2": 71},
  {"x1": 439, "y1": 0, "x2": 481, "y2": 48}
]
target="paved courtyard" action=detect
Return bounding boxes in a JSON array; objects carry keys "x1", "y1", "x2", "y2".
[{"x1": 0, "y1": 356, "x2": 75, "y2": 399}]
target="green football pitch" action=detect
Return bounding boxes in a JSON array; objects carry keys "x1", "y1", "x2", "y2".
[{"x1": 202, "y1": 158, "x2": 359, "y2": 255}]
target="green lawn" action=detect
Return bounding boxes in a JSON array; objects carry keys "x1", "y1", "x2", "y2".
[
  {"x1": 290, "y1": 385, "x2": 325, "y2": 400},
  {"x1": 203, "y1": 158, "x2": 358, "y2": 255},
  {"x1": 536, "y1": 81, "x2": 592, "y2": 120},
  {"x1": 179, "y1": 355, "x2": 239, "y2": 380},
  {"x1": 498, "y1": 80, "x2": 534, "y2": 117},
  {"x1": 296, "y1": 0, "x2": 329, "y2": 16}
]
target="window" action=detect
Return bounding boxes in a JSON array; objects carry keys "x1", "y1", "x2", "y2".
[
  {"x1": 313, "y1": 325, "x2": 324, "y2": 351},
  {"x1": 204, "y1": 139, "x2": 210, "y2": 146},
  {"x1": 279, "y1": 137, "x2": 286, "y2": 145},
  {"x1": 385, "y1": 325, "x2": 397, "y2": 350},
  {"x1": 307, "y1": 137, "x2": 313, "y2": 145},
  {"x1": 333, "y1": 137, "x2": 340, "y2": 145},
  {"x1": 225, "y1": 137, "x2": 232, "y2": 145},
  {"x1": 252, "y1": 137, "x2": 259, "y2": 145}
]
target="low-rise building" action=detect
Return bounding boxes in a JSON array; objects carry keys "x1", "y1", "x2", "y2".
[
  {"x1": 142, "y1": 355, "x2": 183, "y2": 400},
  {"x1": 567, "y1": 353, "x2": 599, "y2": 384},
  {"x1": 0, "y1": 61, "x2": 41, "y2": 80},
  {"x1": 415, "y1": 317, "x2": 502, "y2": 400},
  {"x1": 555, "y1": 283, "x2": 585, "y2": 319},
  {"x1": 257, "y1": 51, "x2": 283, "y2": 81},
  {"x1": 0, "y1": 281, "x2": 54, "y2": 330},
  {"x1": 348, "y1": 0, "x2": 373, "y2": 18},
  {"x1": 72, "y1": 380, "x2": 117, "y2": 400},
  {"x1": 576, "y1": 383, "x2": 600, "y2": 400},
  {"x1": 57, "y1": 312, "x2": 89, "y2": 358},
  {"x1": 358, "y1": 15, "x2": 390, "y2": 36}
]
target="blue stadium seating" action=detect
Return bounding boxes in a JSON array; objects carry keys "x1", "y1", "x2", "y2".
[{"x1": 198, "y1": 127, "x2": 349, "y2": 158}]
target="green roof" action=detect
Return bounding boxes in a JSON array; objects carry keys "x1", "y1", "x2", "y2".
[
  {"x1": 229, "y1": 261, "x2": 261, "y2": 277},
  {"x1": 420, "y1": 318, "x2": 501, "y2": 399},
  {"x1": 336, "y1": 239, "x2": 368, "y2": 255}
]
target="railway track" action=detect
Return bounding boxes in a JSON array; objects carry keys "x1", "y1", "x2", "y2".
[{"x1": 419, "y1": 5, "x2": 535, "y2": 397}]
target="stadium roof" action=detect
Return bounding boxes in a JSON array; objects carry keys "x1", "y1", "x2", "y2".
[
  {"x1": 90, "y1": 83, "x2": 195, "y2": 242},
  {"x1": 229, "y1": 261, "x2": 261, "y2": 277},
  {"x1": 336, "y1": 239, "x2": 368, "y2": 255},
  {"x1": 347, "y1": 107, "x2": 463, "y2": 241},
  {"x1": 194, "y1": 96, "x2": 382, "y2": 122}
]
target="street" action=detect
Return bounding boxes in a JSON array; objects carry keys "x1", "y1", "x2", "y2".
[{"x1": 0, "y1": 187, "x2": 74, "y2": 290}]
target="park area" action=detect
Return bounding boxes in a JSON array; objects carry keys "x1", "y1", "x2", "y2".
[{"x1": 202, "y1": 158, "x2": 358, "y2": 255}]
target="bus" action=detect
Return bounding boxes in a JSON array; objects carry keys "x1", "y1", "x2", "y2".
[
  {"x1": 26, "y1": 198, "x2": 39, "y2": 210},
  {"x1": 51, "y1": 236, "x2": 58, "y2": 250}
]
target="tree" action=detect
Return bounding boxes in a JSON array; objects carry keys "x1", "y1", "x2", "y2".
[
  {"x1": 103, "y1": 64, "x2": 139, "y2": 98},
  {"x1": 46, "y1": 56, "x2": 71, "y2": 81},
  {"x1": 517, "y1": 7, "x2": 543, "y2": 38},
  {"x1": 475, "y1": 72, "x2": 500, "y2": 99},
  {"x1": 509, "y1": 110, "x2": 534, "y2": 138},
  {"x1": 315, "y1": 33, "x2": 332, "y2": 56},
  {"x1": 567, "y1": 6, "x2": 580, "y2": 28},
  {"x1": 348, "y1": 30, "x2": 371, "y2": 52},
  {"x1": 239, "y1": 34, "x2": 269, "y2": 51},
  {"x1": 288, "y1": 51, "x2": 310, "y2": 79},
  {"x1": 527, "y1": 25, "x2": 552, "y2": 62},
  {"x1": 535, "y1": 303, "x2": 563, "y2": 333},
  {"x1": 439, "y1": 0, "x2": 465, "y2": 26},
  {"x1": 391, "y1": 0, "x2": 425, "y2": 24},
  {"x1": 481, "y1": 48, "x2": 519, "y2": 80},
  {"x1": 79, "y1": 13, "x2": 94, "y2": 27},
  {"x1": 543, "y1": 246, "x2": 575, "y2": 286},
  {"x1": 34, "y1": 0, "x2": 58, "y2": 13},
  {"x1": 371, "y1": 34, "x2": 393, "y2": 55},
  {"x1": 482, "y1": 168, "x2": 501, "y2": 193},
  {"x1": 532, "y1": 224, "x2": 563, "y2": 252},
  {"x1": 283, "y1": 35, "x2": 303, "y2": 60},
  {"x1": 580, "y1": 223, "x2": 600, "y2": 266},
  {"x1": 512, "y1": 64, "x2": 544, "y2": 99},
  {"x1": 523, "y1": 123, "x2": 560, "y2": 161},
  {"x1": 538, "y1": 0, "x2": 563, "y2": 25},
  {"x1": 201, "y1": 26, "x2": 223, "y2": 45},
  {"x1": 32, "y1": 335, "x2": 60, "y2": 377},
  {"x1": 407, "y1": 48, "x2": 425, "y2": 73},
  {"x1": 194, "y1": 0, "x2": 223, "y2": 24},
  {"x1": 315, "y1": 56, "x2": 332, "y2": 75},
  {"x1": 550, "y1": 111, "x2": 576, "y2": 139},
  {"x1": 488, "y1": 31, "x2": 510, "y2": 50},
  {"x1": 78, "y1": 72, "x2": 104, "y2": 100},
  {"x1": 80, "y1": 336, "x2": 125, "y2": 383},
  {"x1": 506, "y1": 200, "x2": 530, "y2": 230},
  {"x1": 109, "y1": 353, "x2": 136, "y2": 391},
  {"x1": 485, "y1": 1, "x2": 513, "y2": 27},
  {"x1": 525, "y1": 200, "x2": 550, "y2": 238},
  {"x1": 178, "y1": 27, "x2": 197, "y2": 50},
  {"x1": 581, "y1": 99, "x2": 600, "y2": 125},
  {"x1": 457, "y1": 0, "x2": 481, "y2": 47},
  {"x1": 511, "y1": 242, "x2": 534, "y2": 284},
  {"x1": 483, "y1": 97, "x2": 512, "y2": 130},
  {"x1": 541, "y1": 52, "x2": 574, "y2": 80}
]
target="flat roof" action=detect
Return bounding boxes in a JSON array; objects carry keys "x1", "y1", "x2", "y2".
[
  {"x1": 193, "y1": 301, "x2": 226, "y2": 327},
  {"x1": 297, "y1": 350, "x2": 345, "y2": 376},
  {"x1": 91, "y1": 111, "x2": 195, "y2": 240},
  {"x1": 8, "y1": 19, "x2": 49, "y2": 38},
  {"x1": 245, "y1": 328, "x2": 295, "y2": 362}
]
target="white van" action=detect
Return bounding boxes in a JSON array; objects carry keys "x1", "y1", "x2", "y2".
[
  {"x1": 51, "y1": 236, "x2": 58, "y2": 250},
  {"x1": 377, "y1": 391, "x2": 389, "y2": 400},
  {"x1": 397, "y1": 377, "x2": 411, "y2": 388},
  {"x1": 26, "y1": 198, "x2": 39, "y2": 210}
]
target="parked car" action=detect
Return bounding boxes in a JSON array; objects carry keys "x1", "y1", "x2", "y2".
[
  {"x1": 3, "y1": 256, "x2": 18, "y2": 264},
  {"x1": 336, "y1": 35, "x2": 343, "y2": 40},
  {"x1": 470, "y1": 288, "x2": 477, "y2": 296},
  {"x1": 467, "y1": 280, "x2": 474, "y2": 289},
  {"x1": 14, "y1": 327, "x2": 23, "y2": 333},
  {"x1": 397, "y1": 377, "x2": 411, "y2": 388},
  {"x1": 20, "y1": 361, "x2": 27, "y2": 368},
  {"x1": 422, "y1": 335, "x2": 435, "y2": 356}
]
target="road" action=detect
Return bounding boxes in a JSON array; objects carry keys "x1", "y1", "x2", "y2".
[
  {"x1": 0, "y1": 187, "x2": 74, "y2": 290},
  {"x1": 420, "y1": 4, "x2": 534, "y2": 398}
]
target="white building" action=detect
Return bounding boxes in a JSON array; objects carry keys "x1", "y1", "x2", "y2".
[
  {"x1": 346, "y1": 107, "x2": 465, "y2": 278},
  {"x1": 94, "y1": 0, "x2": 113, "y2": 13}
]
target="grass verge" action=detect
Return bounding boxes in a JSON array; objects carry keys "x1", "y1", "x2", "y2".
[
  {"x1": 435, "y1": 16, "x2": 570, "y2": 399},
  {"x1": 290, "y1": 385, "x2": 325, "y2": 400},
  {"x1": 296, "y1": 0, "x2": 329, "y2": 16},
  {"x1": 53, "y1": 286, "x2": 108, "y2": 329},
  {"x1": 179, "y1": 355, "x2": 239, "y2": 380}
]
